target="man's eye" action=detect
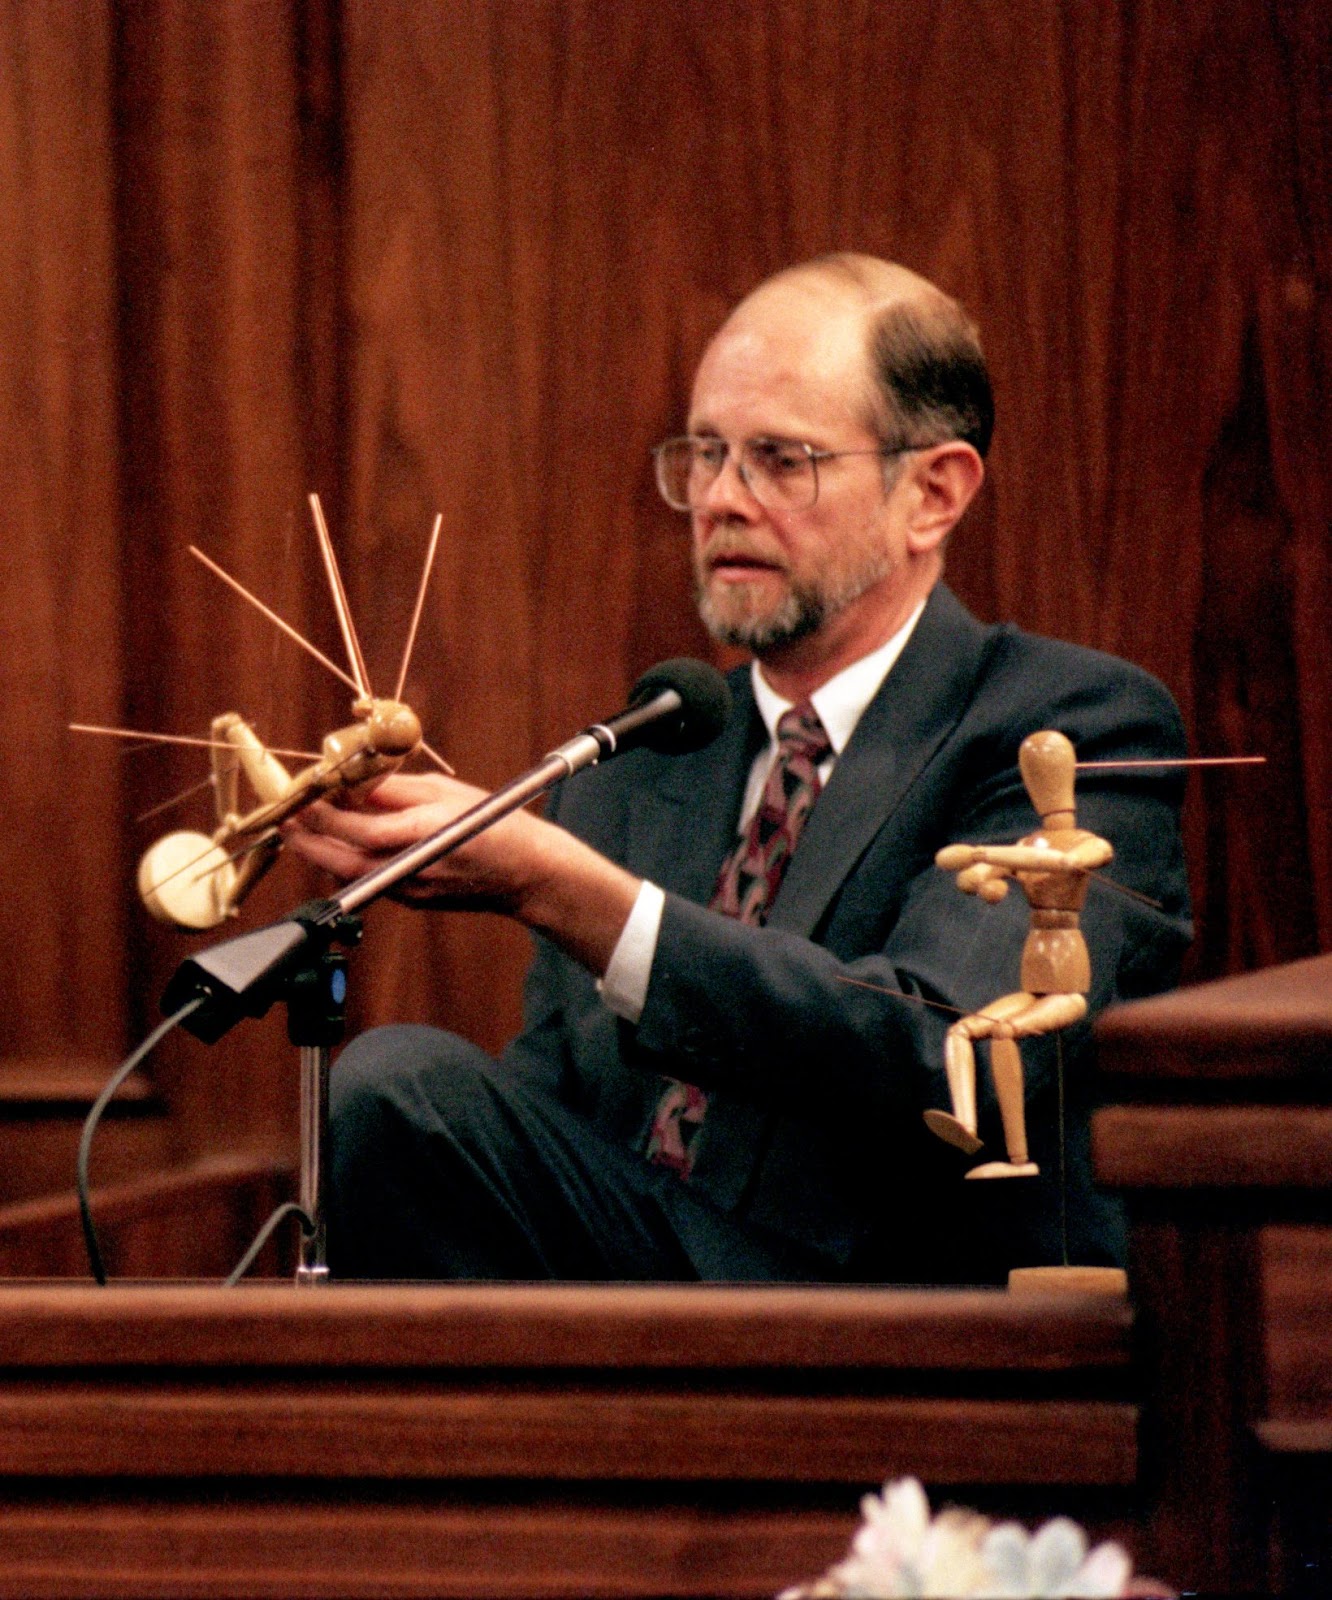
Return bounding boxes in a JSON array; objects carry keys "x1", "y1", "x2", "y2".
[
  {"x1": 692, "y1": 440, "x2": 728, "y2": 470},
  {"x1": 751, "y1": 441, "x2": 808, "y2": 474}
]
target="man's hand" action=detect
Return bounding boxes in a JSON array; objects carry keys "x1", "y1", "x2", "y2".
[{"x1": 282, "y1": 773, "x2": 641, "y2": 976}]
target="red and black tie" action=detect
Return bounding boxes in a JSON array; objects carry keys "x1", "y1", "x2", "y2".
[{"x1": 646, "y1": 700, "x2": 833, "y2": 1175}]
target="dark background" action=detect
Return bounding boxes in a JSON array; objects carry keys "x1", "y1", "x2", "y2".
[{"x1": 1, "y1": 0, "x2": 1327, "y2": 1199}]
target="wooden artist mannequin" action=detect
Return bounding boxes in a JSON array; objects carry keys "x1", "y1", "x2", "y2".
[
  {"x1": 137, "y1": 697, "x2": 423, "y2": 930},
  {"x1": 923, "y1": 729, "x2": 1113, "y2": 1179},
  {"x1": 76, "y1": 494, "x2": 449, "y2": 932}
]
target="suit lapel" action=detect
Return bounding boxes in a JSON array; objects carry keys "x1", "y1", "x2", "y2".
[
  {"x1": 623, "y1": 666, "x2": 763, "y2": 905},
  {"x1": 765, "y1": 585, "x2": 994, "y2": 937}
]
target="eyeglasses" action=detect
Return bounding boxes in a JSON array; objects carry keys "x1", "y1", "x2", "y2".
[{"x1": 653, "y1": 434, "x2": 915, "y2": 513}]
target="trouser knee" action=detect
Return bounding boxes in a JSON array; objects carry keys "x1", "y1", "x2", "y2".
[{"x1": 329, "y1": 1024, "x2": 498, "y2": 1166}]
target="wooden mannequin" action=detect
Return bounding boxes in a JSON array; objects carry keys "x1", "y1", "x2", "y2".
[
  {"x1": 923, "y1": 729, "x2": 1113, "y2": 1179},
  {"x1": 137, "y1": 697, "x2": 423, "y2": 930},
  {"x1": 76, "y1": 495, "x2": 449, "y2": 931}
]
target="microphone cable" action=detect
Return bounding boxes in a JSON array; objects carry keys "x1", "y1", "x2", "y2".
[
  {"x1": 222, "y1": 1199, "x2": 314, "y2": 1286},
  {"x1": 78, "y1": 998, "x2": 204, "y2": 1285},
  {"x1": 77, "y1": 998, "x2": 314, "y2": 1287}
]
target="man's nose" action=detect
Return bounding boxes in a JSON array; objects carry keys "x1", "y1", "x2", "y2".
[{"x1": 698, "y1": 449, "x2": 760, "y2": 519}]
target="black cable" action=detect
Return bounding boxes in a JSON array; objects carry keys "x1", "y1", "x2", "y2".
[
  {"x1": 223, "y1": 1201, "x2": 315, "y2": 1286},
  {"x1": 78, "y1": 998, "x2": 206, "y2": 1285}
]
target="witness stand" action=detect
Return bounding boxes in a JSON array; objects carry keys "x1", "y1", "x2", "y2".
[{"x1": 0, "y1": 953, "x2": 1324, "y2": 1595}]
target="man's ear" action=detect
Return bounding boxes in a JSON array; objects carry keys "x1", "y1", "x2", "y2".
[{"x1": 903, "y1": 442, "x2": 985, "y2": 553}]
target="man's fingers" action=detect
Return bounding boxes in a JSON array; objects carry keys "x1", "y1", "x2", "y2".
[
  {"x1": 292, "y1": 790, "x2": 466, "y2": 847},
  {"x1": 362, "y1": 773, "x2": 467, "y2": 808},
  {"x1": 284, "y1": 829, "x2": 375, "y2": 879}
]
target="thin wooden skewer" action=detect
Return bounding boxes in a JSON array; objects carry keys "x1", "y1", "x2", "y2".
[
  {"x1": 188, "y1": 545, "x2": 362, "y2": 696},
  {"x1": 835, "y1": 974, "x2": 966, "y2": 1017},
  {"x1": 309, "y1": 493, "x2": 372, "y2": 697},
  {"x1": 153, "y1": 827, "x2": 284, "y2": 896},
  {"x1": 142, "y1": 831, "x2": 259, "y2": 899},
  {"x1": 419, "y1": 738, "x2": 457, "y2": 777},
  {"x1": 1076, "y1": 755, "x2": 1266, "y2": 769},
  {"x1": 69, "y1": 723, "x2": 320, "y2": 761},
  {"x1": 394, "y1": 513, "x2": 444, "y2": 702},
  {"x1": 1087, "y1": 870, "x2": 1165, "y2": 911},
  {"x1": 188, "y1": 827, "x2": 282, "y2": 886},
  {"x1": 135, "y1": 772, "x2": 220, "y2": 825}
]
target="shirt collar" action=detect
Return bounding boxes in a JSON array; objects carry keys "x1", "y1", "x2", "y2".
[{"x1": 750, "y1": 597, "x2": 928, "y2": 755}]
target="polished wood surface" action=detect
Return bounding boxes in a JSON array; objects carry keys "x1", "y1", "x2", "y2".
[
  {"x1": 0, "y1": 1280, "x2": 1132, "y2": 1369},
  {"x1": 0, "y1": 2, "x2": 1327, "y2": 1208},
  {"x1": 0, "y1": 1504, "x2": 852, "y2": 1600},
  {"x1": 1094, "y1": 955, "x2": 1332, "y2": 1595},
  {"x1": 0, "y1": 1283, "x2": 1137, "y2": 1598},
  {"x1": 1263, "y1": 1226, "x2": 1332, "y2": 1423},
  {"x1": 0, "y1": 0, "x2": 127, "y2": 1088},
  {"x1": 0, "y1": 1154, "x2": 293, "y2": 1277},
  {"x1": 1096, "y1": 952, "x2": 1332, "y2": 1074}
]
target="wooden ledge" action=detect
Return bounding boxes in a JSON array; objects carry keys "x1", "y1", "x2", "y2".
[
  {"x1": 0, "y1": 1281, "x2": 1132, "y2": 1371},
  {"x1": 1095, "y1": 953, "x2": 1332, "y2": 1082},
  {"x1": 0, "y1": 1058, "x2": 156, "y2": 1112},
  {"x1": 1093, "y1": 1105, "x2": 1332, "y2": 1189}
]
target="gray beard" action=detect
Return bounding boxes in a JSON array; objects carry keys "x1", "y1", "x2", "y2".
[
  {"x1": 695, "y1": 546, "x2": 895, "y2": 654},
  {"x1": 696, "y1": 582, "x2": 827, "y2": 653}
]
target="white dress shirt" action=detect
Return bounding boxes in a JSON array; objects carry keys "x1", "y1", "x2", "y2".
[{"x1": 598, "y1": 599, "x2": 927, "y2": 1023}]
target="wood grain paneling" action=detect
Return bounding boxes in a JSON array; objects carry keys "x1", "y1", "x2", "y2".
[
  {"x1": 0, "y1": 1501, "x2": 857, "y2": 1600},
  {"x1": 1262, "y1": 1224, "x2": 1332, "y2": 1421},
  {"x1": 1, "y1": 0, "x2": 1327, "y2": 1222},
  {"x1": 0, "y1": 0, "x2": 126, "y2": 1074},
  {"x1": 336, "y1": 0, "x2": 1332, "y2": 1062},
  {"x1": 0, "y1": 1281, "x2": 1133, "y2": 1369},
  {"x1": 111, "y1": 0, "x2": 342, "y2": 1168},
  {"x1": 0, "y1": 1281, "x2": 1139, "y2": 1595},
  {"x1": 0, "y1": 1388, "x2": 1136, "y2": 1485},
  {"x1": 1095, "y1": 1105, "x2": 1332, "y2": 1189},
  {"x1": 0, "y1": 1153, "x2": 293, "y2": 1276},
  {"x1": 1092, "y1": 954, "x2": 1332, "y2": 1591}
]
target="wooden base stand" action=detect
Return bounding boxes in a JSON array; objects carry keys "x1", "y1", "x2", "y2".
[
  {"x1": 967, "y1": 1160, "x2": 1039, "y2": 1179},
  {"x1": 1009, "y1": 1266, "x2": 1128, "y2": 1296}
]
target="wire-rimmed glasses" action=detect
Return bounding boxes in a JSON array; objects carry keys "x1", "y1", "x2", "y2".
[{"x1": 653, "y1": 435, "x2": 913, "y2": 513}]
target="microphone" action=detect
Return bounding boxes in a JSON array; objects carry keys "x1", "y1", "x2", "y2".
[{"x1": 563, "y1": 657, "x2": 732, "y2": 764}]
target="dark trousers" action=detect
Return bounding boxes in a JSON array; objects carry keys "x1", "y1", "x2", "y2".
[{"x1": 326, "y1": 1024, "x2": 823, "y2": 1281}]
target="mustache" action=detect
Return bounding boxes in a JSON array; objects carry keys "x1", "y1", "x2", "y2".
[{"x1": 695, "y1": 531, "x2": 790, "y2": 571}]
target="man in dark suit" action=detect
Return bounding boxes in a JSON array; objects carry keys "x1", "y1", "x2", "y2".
[{"x1": 286, "y1": 255, "x2": 1191, "y2": 1282}]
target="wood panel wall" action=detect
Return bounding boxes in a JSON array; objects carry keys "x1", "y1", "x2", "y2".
[
  {"x1": 0, "y1": 0, "x2": 1327, "y2": 1206},
  {"x1": 0, "y1": 0, "x2": 125, "y2": 1080}
]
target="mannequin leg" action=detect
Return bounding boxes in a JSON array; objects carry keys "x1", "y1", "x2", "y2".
[
  {"x1": 990, "y1": 1033, "x2": 1030, "y2": 1165},
  {"x1": 966, "y1": 1018, "x2": 1040, "y2": 1180},
  {"x1": 923, "y1": 1026, "x2": 984, "y2": 1155}
]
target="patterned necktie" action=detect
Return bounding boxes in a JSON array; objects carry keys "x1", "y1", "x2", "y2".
[{"x1": 646, "y1": 700, "x2": 833, "y2": 1175}]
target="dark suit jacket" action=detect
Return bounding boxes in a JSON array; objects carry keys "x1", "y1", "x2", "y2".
[{"x1": 505, "y1": 585, "x2": 1192, "y2": 1283}]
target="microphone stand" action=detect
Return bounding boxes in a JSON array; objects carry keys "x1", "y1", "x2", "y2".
[{"x1": 159, "y1": 716, "x2": 642, "y2": 1285}]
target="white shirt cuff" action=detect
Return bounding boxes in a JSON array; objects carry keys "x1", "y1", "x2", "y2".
[{"x1": 598, "y1": 880, "x2": 666, "y2": 1024}]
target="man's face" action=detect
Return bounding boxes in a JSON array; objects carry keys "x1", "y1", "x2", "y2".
[{"x1": 686, "y1": 284, "x2": 907, "y2": 657}]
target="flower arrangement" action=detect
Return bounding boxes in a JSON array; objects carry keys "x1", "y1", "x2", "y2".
[{"x1": 779, "y1": 1478, "x2": 1173, "y2": 1599}]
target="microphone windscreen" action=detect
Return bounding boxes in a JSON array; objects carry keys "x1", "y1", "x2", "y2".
[{"x1": 628, "y1": 658, "x2": 732, "y2": 755}]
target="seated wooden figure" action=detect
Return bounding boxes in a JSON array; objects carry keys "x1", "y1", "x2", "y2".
[{"x1": 923, "y1": 729, "x2": 1113, "y2": 1179}]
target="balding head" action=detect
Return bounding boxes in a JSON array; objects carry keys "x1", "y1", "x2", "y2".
[
  {"x1": 680, "y1": 255, "x2": 989, "y2": 693},
  {"x1": 724, "y1": 254, "x2": 993, "y2": 459}
]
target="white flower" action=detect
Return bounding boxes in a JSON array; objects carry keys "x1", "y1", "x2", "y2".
[
  {"x1": 981, "y1": 1516, "x2": 1132, "y2": 1597},
  {"x1": 824, "y1": 1478, "x2": 991, "y2": 1597},
  {"x1": 778, "y1": 1479, "x2": 1152, "y2": 1599}
]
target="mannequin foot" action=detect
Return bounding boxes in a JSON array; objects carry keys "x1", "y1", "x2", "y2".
[
  {"x1": 965, "y1": 1159, "x2": 1039, "y2": 1180},
  {"x1": 923, "y1": 1109, "x2": 983, "y2": 1156}
]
